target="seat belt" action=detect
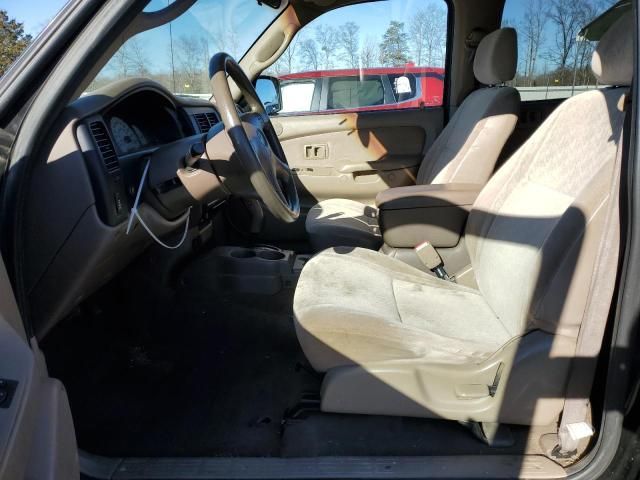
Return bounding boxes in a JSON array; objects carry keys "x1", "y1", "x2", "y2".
[{"x1": 557, "y1": 91, "x2": 632, "y2": 455}]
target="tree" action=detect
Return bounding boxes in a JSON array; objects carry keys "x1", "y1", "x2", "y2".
[
  {"x1": 338, "y1": 22, "x2": 360, "y2": 69},
  {"x1": 112, "y1": 47, "x2": 131, "y2": 79},
  {"x1": 545, "y1": 0, "x2": 606, "y2": 85},
  {"x1": 277, "y1": 34, "x2": 300, "y2": 74},
  {"x1": 520, "y1": 0, "x2": 547, "y2": 85},
  {"x1": 175, "y1": 35, "x2": 208, "y2": 93},
  {"x1": 199, "y1": 37, "x2": 211, "y2": 91},
  {"x1": 300, "y1": 39, "x2": 320, "y2": 71},
  {"x1": 0, "y1": 10, "x2": 32, "y2": 76},
  {"x1": 111, "y1": 38, "x2": 150, "y2": 79},
  {"x1": 128, "y1": 37, "x2": 150, "y2": 76},
  {"x1": 379, "y1": 21, "x2": 409, "y2": 67},
  {"x1": 315, "y1": 25, "x2": 337, "y2": 69},
  {"x1": 360, "y1": 36, "x2": 378, "y2": 69},
  {"x1": 546, "y1": 0, "x2": 586, "y2": 76},
  {"x1": 570, "y1": 1, "x2": 599, "y2": 86},
  {"x1": 409, "y1": 10, "x2": 428, "y2": 64},
  {"x1": 409, "y1": 4, "x2": 447, "y2": 67},
  {"x1": 212, "y1": 24, "x2": 239, "y2": 59}
]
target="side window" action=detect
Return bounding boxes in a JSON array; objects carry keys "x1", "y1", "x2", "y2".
[
  {"x1": 501, "y1": 0, "x2": 618, "y2": 102},
  {"x1": 265, "y1": 0, "x2": 448, "y2": 115}
]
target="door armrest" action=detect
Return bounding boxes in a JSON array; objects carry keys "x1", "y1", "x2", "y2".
[
  {"x1": 338, "y1": 155, "x2": 421, "y2": 174},
  {"x1": 376, "y1": 183, "x2": 482, "y2": 248}
]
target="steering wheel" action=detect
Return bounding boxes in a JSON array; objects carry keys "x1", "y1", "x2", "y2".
[{"x1": 209, "y1": 53, "x2": 299, "y2": 223}]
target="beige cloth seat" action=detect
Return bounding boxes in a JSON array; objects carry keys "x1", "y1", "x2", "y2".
[
  {"x1": 306, "y1": 28, "x2": 520, "y2": 252},
  {"x1": 294, "y1": 13, "x2": 632, "y2": 425}
]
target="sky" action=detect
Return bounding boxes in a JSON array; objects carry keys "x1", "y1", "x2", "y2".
[
  {"x1": 305, "y1": 0, "x2": 442, "y2": 40},
  {"x1": 3, "y1": 0, "x2": 616, "y2": 79},
  {"x1": 1, "y1": 0, "x2": 69, "y2": 36}
]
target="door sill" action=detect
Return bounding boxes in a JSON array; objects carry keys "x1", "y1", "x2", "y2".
[{"x1": 79, "y1": 450, "x2": 566, "y2": 479}]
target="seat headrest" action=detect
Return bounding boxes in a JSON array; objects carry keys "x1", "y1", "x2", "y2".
[
  {"x1": 473, "y1": 28, "x2": 517, "y2": 86},
  {"x1": 592, "y1": 12, "x2": 633, "y2": 86}
]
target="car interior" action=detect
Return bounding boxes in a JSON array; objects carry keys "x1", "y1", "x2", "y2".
[{"x1": 0, "y1": 0, "x2": 636, "y2": 478}]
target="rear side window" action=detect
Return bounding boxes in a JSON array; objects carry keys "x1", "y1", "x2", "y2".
[
  {"x1": 501, "y1": 0, "x2": 619, "y2": 102},
  {"x1": 327, "y1": 77, "x2": 385, "y2": 109},
  {"x1": 266, "y1": 0, "x2": 448, "y2": 115}
]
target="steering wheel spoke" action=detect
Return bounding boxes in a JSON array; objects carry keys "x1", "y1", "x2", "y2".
[{"x1": 272, "y1": 151, "x2": 291, "y2": 182}]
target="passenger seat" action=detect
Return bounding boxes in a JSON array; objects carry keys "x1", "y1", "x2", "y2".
[{"x1": 306, "y1": 28, "x2": 521, "y2": 252}]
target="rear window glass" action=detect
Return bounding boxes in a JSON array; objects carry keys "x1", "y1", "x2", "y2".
[
  {"x1": 501, "y1": 0, "x2": 619, "y2": 101},
  {"x1": 327, "y1": 77, "x2": 385, "y2": 109}
]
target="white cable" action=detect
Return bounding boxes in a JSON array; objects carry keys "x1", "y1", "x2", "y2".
[
  {"x1": 134, "y1": 207, "x2": 191, "y2": 250},
  {"x1": 126, "y1": 159, "x2": 150, "y2": 235},
  {"x1": 126, "y1": 158, "x2": 192, "y2": 250}
]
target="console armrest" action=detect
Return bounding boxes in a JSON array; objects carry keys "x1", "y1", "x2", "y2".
[{"x1": 376, "y1": 184, "x2": 482, "y2": 248}]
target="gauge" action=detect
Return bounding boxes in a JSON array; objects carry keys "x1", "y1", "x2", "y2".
[
  {"x1": 132, "y1": 125, "x2": 147, "y2": 146},
  {"x1": 109, "y1": 117, "x2": 141, "y2": 154}
]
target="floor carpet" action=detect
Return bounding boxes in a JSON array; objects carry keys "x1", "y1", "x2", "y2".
[
  {"x1": 43, "y1": 262, "x2": 536, "y2": 458},
  {"x1": 44, "y1": 280, "x2": 318, "y2": 457}
]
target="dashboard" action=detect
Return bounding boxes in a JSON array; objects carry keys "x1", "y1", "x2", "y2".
[
  {"x1": 24, "y1": 78, "x2": 226, "y2": 338},
  {"x1": 75, "y1": 83, "x2": 223, "y2": 226},
  {"x1": 103, "y1": 90, "x2": 185, "y2": 155}
]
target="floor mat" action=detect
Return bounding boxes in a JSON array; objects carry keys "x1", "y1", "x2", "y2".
[
  {"x1": 281, "y1": 413, "x2": 537, "y2": 457},
  {"x1": 43, "y1": 282, "x2": 319, "y2": 457}
]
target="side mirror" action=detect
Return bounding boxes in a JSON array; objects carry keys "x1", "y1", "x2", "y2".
[{"x1": 254, "y1": 75, "x2": 282, "y2": 115}]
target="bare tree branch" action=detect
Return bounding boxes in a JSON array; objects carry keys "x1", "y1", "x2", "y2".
[
  {"x1": 315, "y1": 25, "x2": 337, "y2": 69},
  {"x1": 338, "y1": 22, "x2": 360, "y2": 68}
]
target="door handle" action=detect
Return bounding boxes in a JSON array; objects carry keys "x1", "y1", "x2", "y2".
[{"x1": 304, "y1": 144, "x2": 328, "y2": 160}]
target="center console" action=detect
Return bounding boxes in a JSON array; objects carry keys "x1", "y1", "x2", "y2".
[
  {"x1": 377, "y1": 183, "x2": 482, "y2": 248},
  {"x1": 182, "y1": 246, "x2": 312, "y2": 295}
]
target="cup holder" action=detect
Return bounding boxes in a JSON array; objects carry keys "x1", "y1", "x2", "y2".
[
  {"x1": 257, "y1": 250, "x2": 286, "y2": 261},
  {"x1": 230, "y1": 249, "x2": 256, "y2": 259}
]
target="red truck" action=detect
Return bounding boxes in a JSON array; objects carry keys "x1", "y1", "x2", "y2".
[{"x1": 277, "y1": 65, "x2": 445, "y2": 114}]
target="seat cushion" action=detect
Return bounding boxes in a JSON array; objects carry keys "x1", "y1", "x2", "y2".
[
  {"x1": 305, "y1": 199, "x2": 383, "y2": 252},
  {"x1": 294, "y1": 247, "x2": 511, "y2": 372}
]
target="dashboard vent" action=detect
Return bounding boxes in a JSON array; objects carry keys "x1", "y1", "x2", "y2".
[
  {"x1": 193, "y1": 112, "x2": 219, "y2": 133},
  {"x1": 89, "y1": 121, "x2": 120, "y2": 175}
]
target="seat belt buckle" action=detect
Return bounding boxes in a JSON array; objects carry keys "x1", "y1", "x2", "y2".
[
  {"x1": 415, "y1": 241, "x2": 453, "y2": 281},
  {"x1": 558, "y1": 422, "x2": 594, "y2": 454}
]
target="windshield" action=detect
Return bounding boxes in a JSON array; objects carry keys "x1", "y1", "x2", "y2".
[{"x1": 86, "y1": 0, "x2": 285, "y2": 97}]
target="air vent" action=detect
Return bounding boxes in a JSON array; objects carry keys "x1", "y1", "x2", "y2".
[
  {"x1": 89, "y1": 121, "x2": 120, "y2": 175},
  {"x1": 193, "y1": 111, "x2": 219, "y2": 133}
]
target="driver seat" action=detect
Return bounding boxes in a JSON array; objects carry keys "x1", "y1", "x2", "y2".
[{"x1": 293, "y1": 13, "x2": 632, "y2": 426}]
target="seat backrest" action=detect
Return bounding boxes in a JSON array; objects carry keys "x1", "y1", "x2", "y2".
[
  {"x1": 465, "y1": 12, "x2": 633, "y2": 340},
  {"x1": 416, "y1": 28, "x2": 520, "y2": 185}
]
